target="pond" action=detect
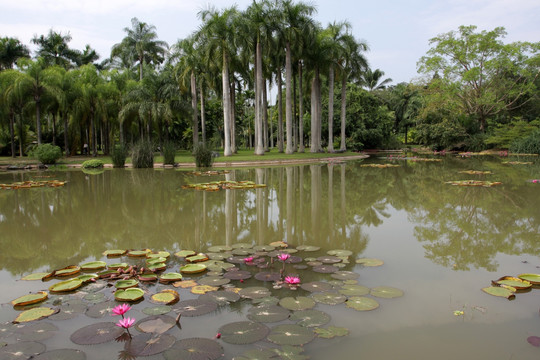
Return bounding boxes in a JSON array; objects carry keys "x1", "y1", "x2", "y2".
[{"x1": 0, "y1": 154, "x2": 539, "y2": 360}]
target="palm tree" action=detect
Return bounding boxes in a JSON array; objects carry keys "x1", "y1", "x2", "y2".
[
  {"x1": 0, "y1": 37, "x2": 30, "y2": 70},
  {"x1": 32, "y1": 30, "x2": 80, "y2": 68},
  {"x1": 111, "y1": 17, "x2": 168, "y2": 81},
  {"x1": 362, "y1": 68, "x2": 392, "y2": 91},
  {"x1": 0, "y1": 70, "x2": 20, "y2": 156}
]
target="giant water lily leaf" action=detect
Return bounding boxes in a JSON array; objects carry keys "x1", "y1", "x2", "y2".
[
  {"x1": 80, "y1": 261, "x2": 106, "y2": 271},
  {"x1": 311, "y1": 292, "x2": 347, "y2": 305},
  {"x1": 77, "y1": 274, "x2": 98, "y2": 283},
  {"x1": 253, "y1": 245, "x2": 276, "y2": 252},
  {"x1": 316, "y1": 256, "x2": 342, "y2": 264},
  {"x1": 114, "y1": 288, "x2": 144, "y2": 302},
  {"x1": 207, "y1": 245, "x2": 233, "y2": 252},
  {"x1": 204, "y1": 260, "x2": 236, "y2": 272},
  {"x1": 296, "y1": 245, "x2": 320, "y2": 252},
  {"x1": 52, "y1": 265, "x2": 81, "y2": 278},
  {"x1": 175, "y1": 250, "x2": 196, "y2": 258},
  {"x1": 331, "y1": 271, "x2": 360, "y2": 280},
  {"x1": 103, "y1": 249, "x2": 126, "y2": 257},
  {"x1": 163, "y1": 338, "x2": 224, "y2": 360},
  {"x1": 0, "y1": 341, "x2": 46, "y2": 359},
  {"x1": 151, "y1": 290, "x2": 179, "y2": 305},
  {"x1": 173, "y1": 280, "x2": 198, "y2": 288},
  {"x1": 482, "y1": 286, "x2": 515, "y2": 299},
  {"x1": 191, "y1": 285, "x2": 219, "y2": 295},
  {"x1": 108, "y1": 263, "x2": 128, "y2": 270},
  {"x1": 198, "y1": 290, "x2": 240, "y2": 305},
  {"x1": 115, "y1": 279, "x2": 139, "y2": 289},
  {"x1": 493, "y1": 276, "x2": 532, "y2": 290},
  {"x1": 20, "y1": 272, "x2": 49, "y2": 281},
  {"x1": 198, "y1": 276, "x2": 230, "y2": 287},
  {"x1": 290, "y1": 309, "x2": 331, "y2": 328},
  {"x1": 125, "y1": 333, "x2": 175, "y2": 357},
  {"x1": 11, "y1": 292, "x2": 48, "y2": 307},
  {"x1": 187, "y1": 254, "x2": 210, "y2": 263},
  {"x1": 158, "y1": 273, "x2": 183, "y2": 284},
  {"x1": 314, "y1": 326, "x2": 349, "y2": 339},
  {"x1": 339, "y1": 285, "x2": 370, "y2": 297},
  {"x1": 85, "y1": 301, "x2": 115, "y2": 318},
  {"x1": 14, "y1": 322, "x2": 58, "y2": 341},
  {"x1": 127, "y1": 250, "x2": 150, "y2": 257},
  {"x1": 14, "y1": 307, "x2": 58, "y2": 323},
  {"x1": 248, "y1": 305, "x2": 290, "y2": 323},
  {"x1": 173, "y1": 299, "x2": 217, "y2": 317},
  {"x1": 232, "y1": 348, "x2": 277, "y2": 360},
  {"x1": 370, "y1": 286, "x2": 404, "y2": 298},
  {"x1": 239, "y1": 287, "x2": 272, "y2": 299},
  {"x1": 135, "y1": 315, "x2": 176, "y2": 334},
  {"x1": 279, "y1": 297, "x2": 316, "y2": 311},
  {"x1": 518, "y1": 273, "x2": 540, "y2": 285},
  {"x1": 147, "y1": 251, "x2": 170, "y2": 259},
  {"x1": 70, "y1": 322, "x2": 124, "y2": 345},
  {"x1": 231, "y1": 243, "x2": 253, "y2": 249},
  {"x1": 49, "y1": 302, "x2": 87, "y2": 321},
  {"x1": 251, "y1": 296, "x2": 280, "y2": 307},
  {"x1": 218, "y1": 321, "x2": 270, "y2": 344},
  {"x1": 346, "y1": 296, "x2": 379, "y2": 311},
  {"x1": 138, "y1": 273, "x2": 158, "y2": 282},
  {"x1": 49, "y1": 278, "x2": 83, "y2": 293},
  {"x1": 327, "y1": 249, "x2": 352, "y2": 257},
  {"x1": 83, "y1": 292, "x2": 105, "y2": 304},
  {"x1": 267, "y1": 324, "x2": 315, "y2": 346},
  {"x1": 146, "y1": 257, "x2": 167, "y2": 265},
  {"x1": 142, "y1": 306, "x2": 171, "y2": 316},
  {"x1": 180, "y1": 264, "x2": 207, "y2": 274},
  {"x1": 272, "y1": 345, "x2": 309, "y2": 360},
  {"x1": 147, "y1": 262, "x2": 167, "y2": 271},
  {"x1": 254, "y1": 272, "x2": 281, "y2": 282},
  {"x1": 312, "y1": 265, "x2": 339, "y2": 273},
  {"x1": 300, "y1": 281, "x2": 334, "y2": 293},
  {"x1": 32, "y1": 349, "x2": 86, "y2": 360},
  {"x1": 223, "y1": 270, "x2": 252, "y2": 280},
  {"x1": 355, "y1": 258, "x2": 384, "y2": 267}
]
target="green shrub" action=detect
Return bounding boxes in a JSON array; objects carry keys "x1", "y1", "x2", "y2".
[
  {"x1": 32, "y1": 143, "x2": 62, "y2": 164},
  {"x1": 81, "y1": 159, "x2": 104, "y2": 169},
  {"x1": 162, "y1": 141, "x2": 176, "y2": 165},
  {"x1": 111, "y1": 145, "x2": 127, "y2": 168},
  {"x1": 193, "y1": 143, "x2": 214, "y2": 168},
  {"x1": 486, "y1": 119, "x2": 540, "y2": 149},
  {"x1": 131, "y1": 140, "x2": 154, "y2": 168},
  {"x1": 510, "y1": 129, "x2": 540, "y2": 154}
]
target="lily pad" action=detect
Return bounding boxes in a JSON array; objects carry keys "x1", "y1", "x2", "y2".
[
  {"x1": 49, "y1": 278, "x2": 83, "y2": 293},
  {"x1": 83, "y1": 292, "x2": 105, "y2": 303},
  {"x1": 139, "y1": 273, "x2": 158, "y2": 282},
  {"x1": 163, "y1": 338, "x2": 224, "y2": 360},
  {"x1": 115, "y1": 279, "x2": 139, "y2": 289},
  {"x1": 125, "y1": 333, "x2": 175, "y2": 357},
  {"x1": 207, "y1": 245, "x2": 233, "y2": 252},
  {"x1": 356, "y1": 258, "x2": 384, "y2": 267},
  {"x1": 218, "y1": 321, "x2": 270, "y2": 344},
  {"x1": 316, "y1": 256, "x2": 342, "y2": 264},
  {"x1": 482, "y1": 286, "x2": 515, "y2": 299},
  {"x1": 254, "y1": 272, "x2": 281, "y2": 282},
  {"x1": 135, "y1": 315, "x2": 176, "y2": 334},
  {"x1": 0, "y1": 341, "x2": 46, "y2": 359},
  {"x1": 296, "y1": 245, "x2": 320, "y2": 252},
  {"x1": 331, "y1": 271, "x2": 360, "y2": 280},
  {"x1": 53, "y1": 265, "x2": 81, "y2": 277},
  {"x1": 253, "y1": 245, "x2": 276, "y2": 252},
  {"x1": 151, "y1": 290, "x2": 180, "y2": 305},
  {"x1": 147, "y1": 251, "x2": 170, "y2": 259},
  {"x1": 49, "y1": 302, "x2": 87, "y2": 321},
  {"x1": 248, "y1": 305, "x2": 290, "y2": 323},
  {"x1": 180, "y1": 264, "x2": 207, "y2": 274},
  {"x1": 518, "y1": 273, "x2": 540, "y2": 285},
  {"x1": 251, "y1": 296, "x2": 280, "y2": 307},
  {"x1": 11, "y1": 292, "x2": 48, "y2": 307},
  {"x1": 159, "y1": 273, "x2": 183, "y2": 284},
  {"x1": 239, "y1": 287, "x2": 272, "y2": 299},
  {"x1": 80, "y1": 261, "x2": 107, "y2": 271},
  {"x1": 300, "y1": 281, "x2": 334, "y2": 293},
  {"x1": 175, "y1": 250, "x2": 196, "y2": 258},
  {"x1": 198, "y1": 276, "x2": 230, "y2": 287},
  {"x1": 312, "y1": 265, "x2": 339, "y2": 273},
  {"x1": 142, "y1": 306, "x2": 171, "y2": 316},
  {"x1": 146, "y1": 257, "x2": 167, "y2": 265},
  {"x1": 231, "y1": 243, "x2": 253, "y2": 249},
  {"x1": 370, "y1": 286, "x2": 404, "y2": 298},
  {"x1": 339, "y1": 284, "x2": 370, "y2": 296},
  {"x1": 77, "y1": 274, "x2": 99, "y2": 283},
  {"x1": 223, "y1": 270, "x2": 252, "y2": 280},
  {"x1": 103, "y1": 249, "x2": 126, "y2": 257},
  {"x1": 493, "y1": 276, "x2": 532, "y2": 290},
  {"x1": 191, "y1": 285, "x2": 219, "y2": 295},
  {"x1": 279, "y1": 297, "x2": 316, "y2": 311},
  {"x1": 173, "y1": 299, "x2": 217, "y2": 317},
  {"x1": 14, "y1": 322, "x2": 58, "y2": 341},
  {"x1": 97, "y1": 269, "x2": 118, "y2": 279},
  {"x1": 267, "y1": 324, "x2": 315, "y2": 346},
  {"x1": 21, "y1": 272, "x2": 49, "y2": 281},
  {"x1": 311, "y1": 292, "x2": 347, "y2": 305},
  {"x1": 147, "y1": 262, "x2": 167, "y2": 271},
  {"x1": 173, "y1": 280, "x2": 198, "y2": 288},
  {"x1": 187, "y1": 254, "x2": 210, "y2": 263},
  {"x1": 346, "y1": 296, "x2": 379, "y2": 311},
  {"x1": 327, "y1": 249, "x2": 353, "y2": 257},
  {"x1": 314, "y1": 326, "x2": 349, "y2": 339},
  {"x1": 290, "y1": 309, "x2": 331, "y2": 328},
  {"x1": 198, "y1": 290, "x2": 241, "y2": 305},
  {"x1": 85, "y1": 301, "x2": 116, "y2": 318},
  {"x1": 127, "y1": 250, "x2": 150, "y2": 257},
  {"x1": 114, "y1": 288, "x2": 144, "y2": 302},
  {"x1": 32, "y1": 349, "x2": 86, "y2": 360},
  {"x1": 70, "y1": 322, "x2": 124, "y2": 345}
]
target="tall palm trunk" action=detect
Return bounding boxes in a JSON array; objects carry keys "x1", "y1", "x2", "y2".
[
  {"x1": 263, "y1": 80, "x2": 269, "y2": 151},
  {"x1": 190, "y1": 70, "x2": 199, "y2": 148},
  {"x1": 327, "y1": 64, "x2": 335, "y2": 152},
  {"x1": 9, "y1": 110, "x2": 15, "y2": 158},
  {"x1": 310, "y1": 68, "x2": 322, "y2": 153},
  {"x1": 18, "y1": 113, "x2": 24, "y2": 157},
  {"x1": 277, "y1": 73, "x2": 284, "y2": 153},
  {"x1": 52, "y1": 112, "x2": 57, "y2": 146},
  {"x1": 298, "y1": 61, "x2": 305, "y2": 152},
  {"x1": 222, "y1": 51, "x2": 232, "y2": 156},
  {"x1": 285, "y1": 42, "x2": 294, "y2": 154},
  {"x1": 35, "y1": 98, "x2": 42, "y2": 145},
  {"x1": 62, "y1": 112, "x2": 69, "y2": 156},
  {"x1": 340, "y1": 73, "x2": 347, "y2": 151},
  {"x1": 230, "y1": 81, "x2": 236, "y2": 153},
  {"x1": 254, "y1": 40, "x2": 264, "y2": 155},
  {"x1": 200, "y1": 83, "x2": 206, "y2": 145}
]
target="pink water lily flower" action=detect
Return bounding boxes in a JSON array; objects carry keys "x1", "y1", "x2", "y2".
[
  {"x1": 285, "y1": 276, "x2": 301, "y2": 285},
  {"x1": 244, "y1": 256, "x2": 254, "y2": 263},
  {"x1": 533, "y1": 179, "x2": 539, "y2": 183},
  {"x1": 112, "y1": 303, "x2": 131, "y2": 316},
  {"x1": 277, "y1": 253, "x2": 290, "y2": 262},
  {"x1": 116, "y1": 317, "x2": 135, "y2": 329}
]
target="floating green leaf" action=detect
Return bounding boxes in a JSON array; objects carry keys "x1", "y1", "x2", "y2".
[
  {"x1": 14, "y1": 322, "x2": 58, "y2": 341},
  {"x1": 247, "y1": 305, "x2": 290, "y2": 323},
  {"x1": 290, "y1": 309, "x2": 331, "y2": 328},
  {"x1": 80, "y1": 261, "x2": 106, "y2": 271},
  {"x1": 279, "y1": 297, "x2": 316, "y2": 311},
  {"x1": 173, "y1": 299, "x2": 217, "y2": 317},
  {"x1": 327, "y1": 249, "x2": 352, "y2": 257},
  {"x1": 147, "y1": 257, "x2": 167, "y2": 265},
  {"x1": 135, "y1": 315, "x2": 176, "y2": 334},
  {"x1": 127, "y1": 250, "x2": 150, "y2": 257},
  {"x1": 151, "y1": 289, "x2": 179, "y2": 305},
  {"x1": 114, "y1": 288, "x2": 144, "y2": 302},
  {"x1": 518, "y1": 273, "x2": 540, "y2": 285},
  {"x1": 32, "y1": 349, "x2": 86, "y2": 360},
  {"x1": 0, "y1": 341, "x2": 46, "y2": 359},
  {"x1": 239, "y1": 287, "x2": 272, "y2": 299},
  {"x1": 159, "y1": 273, "x2": 183, "y2": 284},
  {"x1": 482, "y1": 286, "x2": 515, "y2": 299},
  {"x1": 103, "y1": 249, "x2": 126, "y2": 257},
  {"x1": 493, "y1": 276, "x2": 532, "y2": 290},
  {"x1": 180, "y1": 263, "x2": 207, "y2": 274},
  {"x1": 370, "y1": 286, "x2": 404, "y2": 298},
  {"x1": 355, "y1": 258, "x2": 384, "y2": 267},
  {"x1": 125, "y1": 333, "x2": 176, "y2": 357},
  {"x1": 70, "y1": 322, "x2": 124, "y2": 345},
  {"x1": 198, "y1": 276, "x2": 230, "y2": 287},
  {"x1": 77, "y1": 274, "x2": 98, "y2": 283},
  {"x1": 346, "y1": 296, "x2": 379, "y2": 311},
  {"x1": 311, "y1": 292, "x2": 347, "y2": 305},
  {"x1": 14, "y1": 307, "x2": 58, "y2": 323},
  {"x1": 49, "y1": 278, "x2": 83, "y2": 293},
  {"x1": 207, "y1": 245, "x2": 233, "y2": 252},
  {"x1": 147, "y1": 251, "x2": 170, "y2": 259},
  {"x1": 198, "y1": 290, "x2": 240, "y2": 305},
  {"x1": 218, "y1": 321, "x2": 270, "y2": 344},
  {"x1": 53, "y1": 265, "x2": 81, "y2": 277},
  {"x1": 115, "y1": 279, "x2": 139, "y2": 289},
  {"x1": 339, "y1": 285, "x2": 370, "y2": 297},
  {"x1": 21, "y1": 272, "x2": 49, "y2": 281},
  {"x1": 11, "y1": 292, "x2": 48, "y2": 307},
  {"x1": 296, "y1": 245, "x2": 320, "y2": 252},
  {"x1": 314, "y1": 326, "x2": 349, "y2": 339},
  {"x1": 267, "y1": 324, "x2": 315, "y2": 346},
  {"x1": 300, "y1": 281, "x2": 334, "y2": 293},
  {"x1": 175, "y1": 250, "x2": 197, "y2": 258}
]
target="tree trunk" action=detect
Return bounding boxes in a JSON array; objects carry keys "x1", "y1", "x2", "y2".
[
  {"x1": 35, "y1": 99, "x2": 42, "y2": 145},
  {"x1": 18, "y1": 113, "x2": 23, "y2": 157},
  {"x1": 200, "y1": 82, "x2": 206, "y2": 145},
  {"x1": 293, "y1": 74, "x2": 297, "y2": 151},
  {"x1": 316, "y1": 68, "x2": 322, "y2": 152},
  {"x1": 327, "y1": 64, "x2": 335, "y2": 153},
  {"x1": 340, "y1": 73, "x2": 347, "y2": 151},
  {"x1": 230, "y1": 81, "x2": 237, "y2": 153},
  {"x1": 9, "y1": 110, "x2": 15, "y2": 158},
  {"x1": 63, "y1": 112, "x2": 70, "y2": 156},
  {"x1": 52, "y1": 112, "x2": 57, "y2": 146},
  {"x1": 254, "y1": 40, "x2": 264, "y2": 155},
  {"x1": 91, "y1": 109, "x2": 97, "y2": 157},
  {"x1": 298, "y1": 61, "x2": 305, "y2": 152},
  {"x1": 285, "y1": 41, "x2": 294, "y2": 154},
  {"x1": 277, "y1": 73, "x2": 284, "y2": 153},
  {"x1": 222, "y1": 52, "x2": 232, "y2": 156},
  {"x1": 191, "y1": 70, "x2": 199, "y2": 149},
  {"x1": 263, "y1": 80, "x2": 269, "y2": 151}
]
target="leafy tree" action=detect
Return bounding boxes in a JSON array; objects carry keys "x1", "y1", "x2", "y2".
[
  {"x1": 31, "y1": 30, "x2": 80, "y2": 68},
  {"x1": 0, "y1": 37, "x2": 30, "y2": 70},
  {"x1": 361, "y1": 68, "x2": 392, "y2": 91},
  {"x1": 418, "y1": 25, "x2": 540, "y2": 131}
]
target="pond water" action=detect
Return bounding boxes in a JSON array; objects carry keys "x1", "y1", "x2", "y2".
[{"x1": 0, "y1": 154, "x2": 539, "y2": 360}]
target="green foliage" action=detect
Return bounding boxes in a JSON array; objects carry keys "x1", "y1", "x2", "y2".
[
  {"x1": 32, "y1": 143, "x2": 62, "y2": 164},
  {"x1": 131, "y1": 140, "x2": 154, "y2": 168},
  {"x1": 193, "y1": 143, "x2": 214, "y2": 168},
  {"x1": 81, "y1": 159, "x2": 104, "y2": 169},
  {"x1": 416, "y1": 117, "x2": 468, "y2": 150},
  {"x1": 486, "y1": 120, "x2": 540, "y2": 149},
  {"x1": 162, "y1": 141, "x2": 176, "y2": 165},
  {"x1": 510, "y1": 128, "x2": 540, "y2": 154},
  {"x1": 111, "y1": 145, "x2": 127, "y2": 168}
]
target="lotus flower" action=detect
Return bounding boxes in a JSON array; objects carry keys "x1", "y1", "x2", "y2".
[
  {"x1": 244, "y1": 256, "x2": 254, "y2": 263},
  {"x1": 533, "y1": 179, "x2": 539, "y2": 183},
  {"x1": 277, "y1": 253, "x2": 290, "y2": 262},
  {"x1": 285, "y1": 276, "x2": 301, "y2": 285},
  {"x1": 112, "y1": 303, "x2": 131, "y2": 316},
  {"x1": 116, "y1": 317, "x2": 135, "y2": 329}
]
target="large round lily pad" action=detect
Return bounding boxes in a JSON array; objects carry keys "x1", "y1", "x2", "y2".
[
  {"x1": 80, "y1": 261, "x2": 107, "y2": 271},
  {"x1": 207, "y1": 245, "x2": 233, "y2": 252},
  {"x1": 0, "y1": 341, "x2": 46, "y2": 360},
  {"x1": 11, "y1": 292, "x2": 48, "y2": 307},
  {"x1": 331, "y1": 271, "x2": 360, "y2": 280},
  {"x1": 339, "y1": 284, "x2": 370, "y2": 296},
  {"x1": 296, "y1": 245, "x2": 320, "y2": 252},
  {"x1": 32, "y1": 349, "x2": 86, "y2": 360},
  {"x1": 54, "y1": 265, "x2": 81, "y2": 277},
  {"x1": 198, "y1": 276, "x2": 230, "y2": 287},
  {"x1": 312, "y1": 265, "x2": 339, "y2": 273},
  {"x1": 125, "y1": 333, "x2": 175, "y2": 357},
  {"x1": 175, "y1": 250, "x2": 196, "y2": 258},
  {"x1": 147, "y1": 251, "x2": 170, "y2": 259},
  {"x1": 267, "y1": 324, "x2": 315, "y2": 346},
  {"x1": 482, "y1": 286, "x2": 516, "y2": 299},
  {"x1": 127, "y1": 250, "x2": 149, "y2": 257},
  {"x1": 114, "y1": 288, "x2": 144, "y2": 302},
  {"x1": 49, "y1": 302, "x2": 87, "y2": 321},
  {"x1": 316, "y1": 256, "x2": 342, "y2": 264},
  {"x1": 223, "y1": 270, "x2": 252, "y2": 280},
  {"x1": 14, "y1": 307, "x2": 58, "y2": 323},
  {"x1": 370, "y1": 286, "x2": 404, "y2": 298},
  {"x1": 159, "y1": 273, "x2": 183, "y2": 284},
  {"x1": 327, "y1": 249, "x2": 353, "y2": 257},
  {"x1": 346, "y1": 296, "x2": 379, "y2": 311},
  {"x1": 15, "y1": 322, "x2": 58, "y2": 341},
  {"x1": 518, "y1": 273, "x2": 540, "y2": 285},
  {"x1": 70, "y1": 322, "x2": 124, "y2": 345},
  {"x1": 173, "y1": 299, "x2": 217, "y2": 317},
  {"x1": 279, "y1": 297, "x2": 316, "y2": 311},
  {"x1": 198, "y1": 290, "x2": 241, "y2": 305},
  {"x1": 290, "y1": 309, "x2": 331, "y2": 328},
  {"x1": 180, "y1": 264, "x2": 207, "y2": 274},
  {"x1": 248, "y1": 305, "x2": 290, "y2": 323},
  {"x1": 108, "y1": 263, "x2": 128, "y2": 270},
  {"x1": 254, "y1": 272, "x2": 281, "y2": 282},
  {"x1": 493, "y1": 276, "x2": 532, "y2": 290},
  {"x1": 135, "y1": 315, "x2": 176, "y2": 334},
  {"x1": 314, "y1": 326, "x2": 349, "y2": 339},
  {"x1": 239, "y1": 287, "x2": 272, "y2": 299},
  {"x1": 163, "y1": 338, "x2": 224, "y2": 360},
  {"x1": 142, "y1": 306, "x2": 171, "y2": 316},
  {"x1": 356, "y1": 258, "x2": 384, "y2": 267},
  {"x1": 49, "y1": 278, "x2": 83, "y2": 293},
  {"x1": 218, "y1": 321, "x2": 270, "y2": 344},
  {"x1": 20, "y1": 272, "x2": 49, "y2": 281},
  {"x1": 311, "y1": 292, "x2": 347, "y2": 305},
  {"x1": 151, "y1": 289, "x2": 179, "y2": 305},
  {"x1": 231, "y1": 243, "x2": 253, "y2": 249},
  {"x1": 300, "y1": 281, "x2": 334, "y2": 293},
  {"x1": 85, "y1": 301, "x2": 115, "y2": 318},
  {"x1": 103, "y1": 249, "x2": 126, "y2": 257},
  {"x1": 114, "y1": 279, "x2": 139, "y2": 289}
]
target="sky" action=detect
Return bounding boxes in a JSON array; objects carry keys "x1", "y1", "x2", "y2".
[{"x1": 1, "y1": 0, "x2": 539, "y2": 85}]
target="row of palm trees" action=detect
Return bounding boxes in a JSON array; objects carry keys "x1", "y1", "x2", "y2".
[{"x1": 1, "y1": 0, "x2": 393, "y2": 158}]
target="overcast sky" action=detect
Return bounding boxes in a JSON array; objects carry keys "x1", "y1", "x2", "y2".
[{"x1": 1, "y1": 0, "x2": 538, "y2": 84}]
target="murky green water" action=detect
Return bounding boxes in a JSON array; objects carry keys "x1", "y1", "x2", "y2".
[{"x1": 1, "y1": 155, "x2": 539, "y2": 359}]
